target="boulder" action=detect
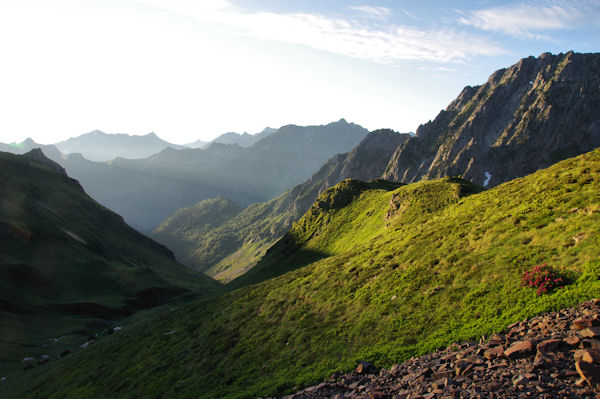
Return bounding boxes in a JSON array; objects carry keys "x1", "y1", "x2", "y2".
[
  {"x1": 576, "y1": 361, "x2": 600, "y2": 390},
  {"x1": 537, "y1": 339, "x2": 563, "y2": 352},
  {"x1": 483, "y1": 345, "x2": 504, "y2": 360},
  {"x1": 356, "y1": 361, "x2": 376, "y2": 375},
  {"x1": 504, "y1": 341, "x2": 533, "y2": 359},
  {"x1": 582, "y1": 349, "x2": 600, "y2": 364}
]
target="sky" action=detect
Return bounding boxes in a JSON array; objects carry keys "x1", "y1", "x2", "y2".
[{"x1": 0, "y1": 0, "x2": 599, "y2": 144}]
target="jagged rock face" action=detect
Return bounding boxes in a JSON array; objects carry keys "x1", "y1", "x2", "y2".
[{"x1": 383, "y1": 52, "x2": 600, "y2": 187}]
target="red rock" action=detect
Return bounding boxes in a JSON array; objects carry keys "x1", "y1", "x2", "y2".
[
  {"x1": 581, "y1": 339, "x2": 600, "y2": 349},
  {"x1": 483, "y1": 345, "x2": 504, "y2": 360},
  {"x1": 576, "y1": 378, "x2": 588, "y2": 386},
  {"x1": 573, "y1": 317, "x2": 594, "y2": 330},
  {"x1": 565, "y1": 369, "x2": 581, "y2": 377},
  {"x1": 536, "y1": 339, "x2": 562, "y2": 352},
  {"x1": 368, "y1": 391, "x2": 388, "y2": 399},
  {"x1": 576, "y1": 361, "x2": 600, "y2": 390},
  {"x1": 513, "y1": 375, "x2": 527, "y2": 386},
  {"x1": 581, "y1": 327, "x2": 600, "y2": 338},
  {"x1": 454, "y1": 361, "x2": 473, "y2": 376},
  {"x1": 582, "y1": 349, "x2": 600, "y2": 364},
  {"x1": 488, "y1": 334, "x2": 504, "y2": 345},
  {"x1": 356, "y1": 361, "x2": 376, "y2": 375},
  {"x1": 564, "y1": 336, "x2": 581, "y2": 346},
  {"x1": 504, "y1": 341, "x2": 533, "y2": 359},
  {"x1": 507, "y1": 321, "x2": 521, "y2": 329}
]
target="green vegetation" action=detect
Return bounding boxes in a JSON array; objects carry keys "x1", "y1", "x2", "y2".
[
  {"x1": 5, "y1": 149, "x2": 600, "y2": 399},
  {"x1": 162, "y1": 192, "x2": 296, "y2": 281},
  {"x1": 0, "y1": 151, "x2": 220, "y2": 375},
  {"x1": 151, "y1": 196, "x2": 243, "y2": 266}
]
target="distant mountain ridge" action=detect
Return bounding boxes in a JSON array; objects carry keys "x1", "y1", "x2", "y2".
[
  {"x1": 54, "y1": 130, "x2": 188, "y2": 161},
  {"x1": 53, "y1": 119, "x2": 367, "y2": 231},
  {"x1": 211, "y1": 127, "x2": 277, "y2": 147},
  {"x1": 0, "y1": 120, "x2": 367, "y2": 232}
]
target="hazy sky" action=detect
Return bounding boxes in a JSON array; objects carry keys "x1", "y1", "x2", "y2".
[{"x1": 1, "y1": 0, "x2": 599, "y2": 144}]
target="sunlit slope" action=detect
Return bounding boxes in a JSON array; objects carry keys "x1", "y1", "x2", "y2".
[
  {"x1": 0, "y1": 150, "x2": 220, "y2": 373},
  {"x1": 229, "y1": 177, "x2": 482, "y2": 288},
  {"x1": 14, "y1": 149, "x2": 600, "y2": 399}
]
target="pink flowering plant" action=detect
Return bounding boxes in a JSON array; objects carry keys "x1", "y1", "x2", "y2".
[{"x1": 521, "y1": 263, "x2": 565, "y2": 295}]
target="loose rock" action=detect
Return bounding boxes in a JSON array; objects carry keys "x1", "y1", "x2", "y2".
[{"x1": 286, "y1": 299, "x2": 600, "y2": 398}]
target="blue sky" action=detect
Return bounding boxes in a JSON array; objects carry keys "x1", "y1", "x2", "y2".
[{"x1": 0, "y1": 0, "x2": 599, "y2": 144}]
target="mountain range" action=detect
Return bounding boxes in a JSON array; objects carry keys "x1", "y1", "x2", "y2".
[
  {"x1": 153, "y1": 51, "x2": 600, "y2": 282},
  {"x1": 0, "y1": 120, "x2": 368, "y2": 232},
  {"x1": 210, "y1": 127, "x2": 277, "y2": 147},
  {"x1": 54, "y1": 130, "x2": 188, "y2": 162},
  {"x1": 59, "y1": 119, "x2": 368, "y2": 231},
  {"x1": 383, "y1": 52, "x2": 600, "y2": 186}
]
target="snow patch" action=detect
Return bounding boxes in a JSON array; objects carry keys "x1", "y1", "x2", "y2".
[{"x1": 484, "y1": 172, "x2": 492, "y2": 187}]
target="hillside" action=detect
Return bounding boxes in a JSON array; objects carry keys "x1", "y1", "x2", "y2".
[
  {"x1": 0, "y1": 150, "x2": 219, "y2": 375},
  {"x1": 151, "y1": 197, "x2": 244, "y2": 266},
  {"x1": 151, "y1": 129, "x2": 410, "y2": 281},
  {"x1": 54, "y1": 119, "x2": 368, "y2": 232},
  {"x1": 54, "y1": 130, "x2": 188, "y2": 161},
  {"x1": 11, "y1": 148, "x2": 600, "y2": 399},
  {"x1": 383, "y1": 51, "x2": 600, "y2": 186}
]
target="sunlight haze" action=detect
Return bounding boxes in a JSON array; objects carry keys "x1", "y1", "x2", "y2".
[{"x1": 0, "y1": 0, "x2": 598, "y2": 144}]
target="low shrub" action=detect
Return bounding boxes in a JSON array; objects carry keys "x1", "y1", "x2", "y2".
[{"x1": 521, "y1": 263, "x2": 565, "y2": 295}]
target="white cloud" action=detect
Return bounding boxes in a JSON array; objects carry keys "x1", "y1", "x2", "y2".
[
  {"x1": 136, "y1": 0, "x2": 503, "y2": 63},
  {"x1": 459, "y1": 3, "x2": 600, "y2": 37},
  {"x1": 349, "y1": 5, "x2": 392, "y2": 20}
]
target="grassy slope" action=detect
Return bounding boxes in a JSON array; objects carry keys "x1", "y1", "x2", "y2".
[
  {"x1": 0, "y1": 151, "x2": 220, "y2": 375},
  {"x1": 9, "y1": 149, "x2": 600, "y2": 398},
  {"x1": 150, "y1": 196, "x2": 243, "y2": 266},
  {"x1": 174, "y1": 190, "x2": 301, "y2": 281}
]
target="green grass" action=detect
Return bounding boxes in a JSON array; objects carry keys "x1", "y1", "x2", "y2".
[{"x1": 5, "y1": 149, "x2": 600, "y2": 398}]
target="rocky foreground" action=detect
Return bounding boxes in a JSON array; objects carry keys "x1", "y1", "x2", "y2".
[{"x1": 284, "y1": 298, "x2": 600, "y2": 398}]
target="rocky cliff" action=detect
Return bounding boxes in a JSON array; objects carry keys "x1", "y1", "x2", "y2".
[{"x1": 383, "y1": 51, "x2": 600, "y2": 187}]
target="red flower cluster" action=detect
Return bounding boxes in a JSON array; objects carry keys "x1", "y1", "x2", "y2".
[{"x1": 521, "y1": 263, "x2": 564, "y2": 295}]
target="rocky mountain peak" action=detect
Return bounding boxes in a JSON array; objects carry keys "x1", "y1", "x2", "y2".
[{"x1": 383, "y1": 51, "x2": 600, "y2": 188}]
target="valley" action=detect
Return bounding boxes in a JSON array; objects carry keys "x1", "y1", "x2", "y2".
[{"x1": 1, "y1": 51, "x2": 600, "y2": 398}]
